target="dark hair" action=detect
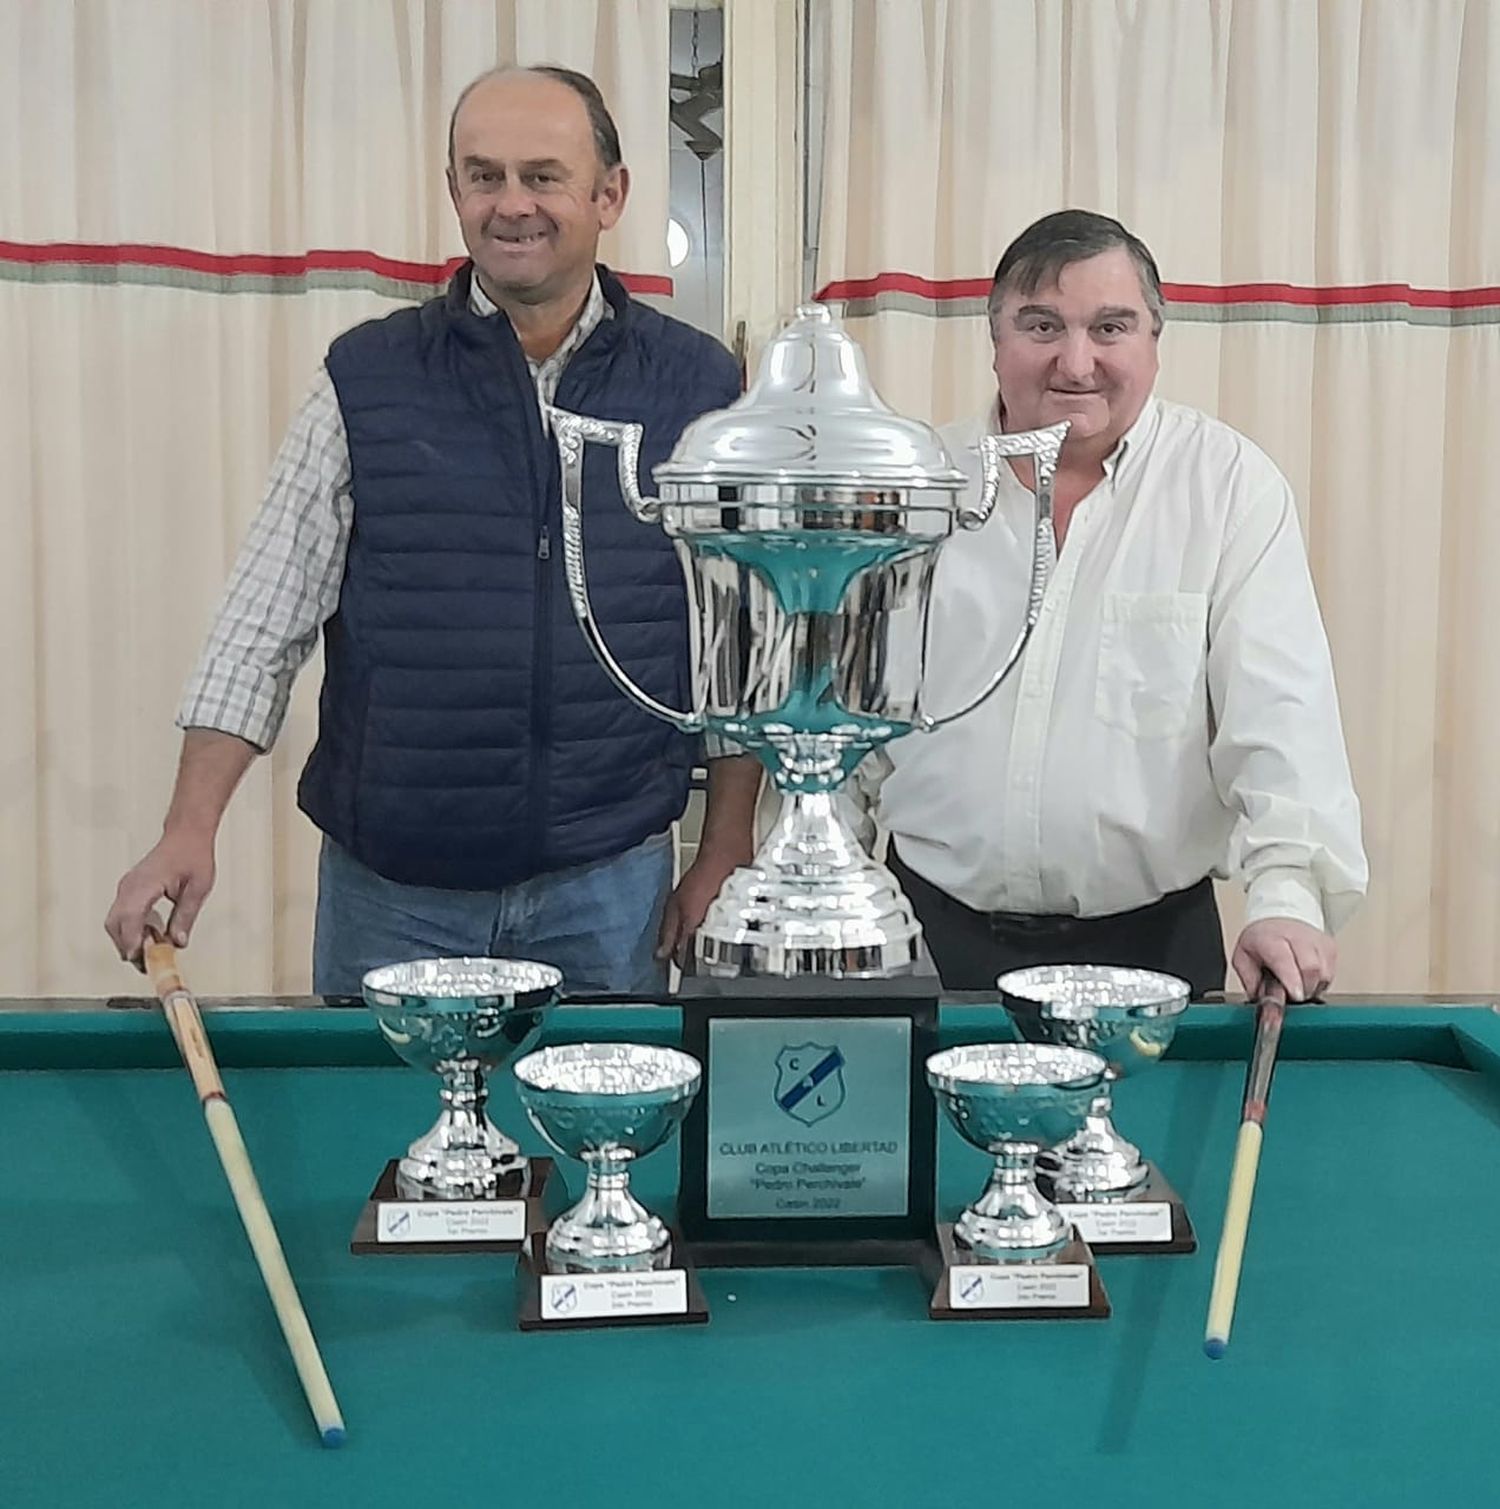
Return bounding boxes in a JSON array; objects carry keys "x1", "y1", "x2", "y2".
[
  {"x1": 446, "y1": 65, "x2": 623, "y2": 173},
  {"x1": 988, "y1": 210, "x2": 1165, "y2": 336}
]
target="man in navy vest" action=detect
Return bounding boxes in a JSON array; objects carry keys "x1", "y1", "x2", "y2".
[{"x1": 106, "y1": 67, "x2": 760, "y2": 994}]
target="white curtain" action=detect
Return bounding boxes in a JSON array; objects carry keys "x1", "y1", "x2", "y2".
[
  {"x1": 0, "y1": 0, "x2": 673, "y2": 996},
  {"x1": 812, "y1": 0, "x2": 1500, "y2": 994}
]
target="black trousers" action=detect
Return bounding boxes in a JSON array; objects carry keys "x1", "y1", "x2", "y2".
[{"x1": 889, "y1": 848, "x2": 1227, "y2": 998}]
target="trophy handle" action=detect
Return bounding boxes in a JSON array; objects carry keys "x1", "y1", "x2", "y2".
[
  {"x1": 547, "y1": 405, "x2": 705, "y2": 733},
  {"x1": 916, "y1": 421, "x2": 1067, "y2": 733}
]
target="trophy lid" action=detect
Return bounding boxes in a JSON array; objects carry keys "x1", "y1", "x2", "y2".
[{"x1": 654, "y1": 304, "x2": 966, "y2": 492}]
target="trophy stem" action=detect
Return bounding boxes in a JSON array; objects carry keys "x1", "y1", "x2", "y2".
[
  {"x1": 447, "y1": 1062, "x2": 482, "y2": 1117},
  {"x1": 545, "y1": 1153, "x2": 672, "y2": 1272},
  {"x1": 955, "y1": 1144, "x2": 1072, "y2": 1261},
  {"x1": 694, "y1": 787, "x2": 922, "y2": 978},
  {"x1": 1042, "y1": 1089, "x2": 1149, "y2": 1199},
  {"x1": 762, "y1": 790, "x2": 859, "y2": 869},
  {"x1": 398, "y1": 1063, "x2": 525, "y2": 1200}
]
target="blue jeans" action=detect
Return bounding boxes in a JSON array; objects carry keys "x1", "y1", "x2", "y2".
[{"x1": 313, "y1": 831, "x2": 674, "y2": 997}]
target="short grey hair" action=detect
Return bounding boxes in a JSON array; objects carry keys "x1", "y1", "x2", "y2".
[
  {"x1": 987, "y1": 210, "x2": 1165, "y2": 337},
  {"x1": 446, "y1": 65, "x2": 623, "y2": 173}
]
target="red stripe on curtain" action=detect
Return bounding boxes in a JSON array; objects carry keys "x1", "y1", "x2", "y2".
[
  {"x1": 815, "y1": 271, "x2": 1500, "y2": 310},
  {"x1": 0, "y1": 239, "x2": 674, "y2": 296},
  {"x1": 816, "y1": 272, "x2": 993, "y2": 301}
]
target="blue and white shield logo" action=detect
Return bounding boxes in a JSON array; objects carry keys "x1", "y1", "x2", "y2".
[{"x1": 774, "y1": 1043, "x2": 846, "y2": 1127}]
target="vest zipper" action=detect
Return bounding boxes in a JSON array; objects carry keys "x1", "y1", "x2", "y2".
[{"x1": 526, "y1": 308, "x2": 612, "y2": 878}]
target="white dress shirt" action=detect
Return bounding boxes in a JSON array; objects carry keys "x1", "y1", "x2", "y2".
[{"x1": 852, "y1": 396, "x2": 1368, "y2": 933}]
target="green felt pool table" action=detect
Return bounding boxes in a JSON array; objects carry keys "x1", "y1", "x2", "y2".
[{"x1": 3, "y1": 997, "x2": 1499, "y2": 1508}]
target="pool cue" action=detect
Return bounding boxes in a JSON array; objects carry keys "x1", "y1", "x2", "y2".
[
  {"x1": 1204, "y1": 973, "x2": 1289, "y2": 1359},
  {"x1": 141, "y1": 921, "x2": 346, "y2": 1447}
]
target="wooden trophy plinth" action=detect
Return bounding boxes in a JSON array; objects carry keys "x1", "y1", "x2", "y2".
[
  {"x1": 928, "y1": 1225, "x2": 1111, "y2": 1321},
  {"x1": 1040, "y1": 1164, "x2": 1197, "y2": 1256},
  {"x1": 350, "y1": 1157, "x2": 562, "y2": 1255},
  {"x1": 516, "y1": 1232, "x2": 710, "y2": 1331}
]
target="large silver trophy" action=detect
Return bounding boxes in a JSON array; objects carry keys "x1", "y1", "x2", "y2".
[{"x1": 547, "y1": 305, "x2": 1067, "y2": 978}]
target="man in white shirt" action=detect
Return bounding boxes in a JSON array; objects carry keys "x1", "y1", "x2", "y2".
[{"x1": 855, "y1": 210, "x2": 1367, "y2": 1000}]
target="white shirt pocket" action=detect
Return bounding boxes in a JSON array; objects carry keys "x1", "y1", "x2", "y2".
[{"x1": 1094, "y1": 592, "x2": 1208, "y2": 740}]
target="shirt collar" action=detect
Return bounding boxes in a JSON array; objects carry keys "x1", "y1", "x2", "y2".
[
  {"x1": 1104, "y1": 396, "x2": 1159, "y2": 482},
  {"x1": 466, "y1": 270, "x2": 610, "y2": 346}
]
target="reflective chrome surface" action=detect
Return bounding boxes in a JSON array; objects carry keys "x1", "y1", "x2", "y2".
[
  {"x1": 659, "y1": 303, "x2": 964, "y2": 488},
  {"x1": 513, "y1": 1043, "x2": 701, "y2": 1273},
  {"x1": 999, "y1": 965, "x2": 1191, "y2": 1199},
  {"x1": 548, "y1": 302, "x2": 1067, "y2": 977},
  {"x1": 927, "y1": 1043, "x2": 1106, "y2": 1261},
  {"x1": 694, "y1": 791, "x2": 921, "y2": 977},
  {"x1": 362, "y1": 958, "x2": 562, "y2": 1200}
]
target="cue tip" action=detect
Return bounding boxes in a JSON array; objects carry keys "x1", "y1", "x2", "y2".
[
  {"x1": 1203, "y1": 1337, "x2": 1228, "y2": 1360},
  {"x1": 321, "y1": 1425, "x2": 347, "y2": 1449}
]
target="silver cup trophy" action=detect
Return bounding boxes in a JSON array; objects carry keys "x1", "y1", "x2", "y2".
[
  {"x1": 998, "y1": 965, "x2": 1191, "y2": 1201},
  {"x1": 925, "y1": 1042, "x2": 1112, "y2": 1317},
  {"x1": 547, "y1": 304, "x2": 1067, "y2": 978},
  {"x1": 512, "y1": 1042, "x2": 701, "y2": 1273},
  {"x1": 996, "y1": 965, "x2": 1197, "y2": 1254},
  {"x1": 362, "y1": 958, "x2": 562, "y2": 1200},
  {"x1": 926, "y1": 1043, "x2": 1107, "y2": 1260}
]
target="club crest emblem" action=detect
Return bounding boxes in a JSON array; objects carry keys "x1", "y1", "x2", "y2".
[{"x1": 774, "y1": 1043, "x2": 846, "y2": 1126}]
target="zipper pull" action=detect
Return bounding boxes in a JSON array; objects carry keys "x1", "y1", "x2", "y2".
[{"x1": 537, "y1": 525, "x2": 551, "y2": 560}]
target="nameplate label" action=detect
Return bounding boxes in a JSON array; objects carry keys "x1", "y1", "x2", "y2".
[
  {"x1": 705, "y1": 1015, "x2": 913, "y2": 1219},
  {"x1": 375, "y1": 1199, "x2": 526, "y2": 1244},
  {"x1": 539, "y1": 1271, "x2": 688, "y2": 1321},
  {"x1": 1058, "y1": 1201, "x2": 1173, "y2": 1245},
  {"x1": 948, "y1": 1263, "x2": 1090, "y2": 1310}
]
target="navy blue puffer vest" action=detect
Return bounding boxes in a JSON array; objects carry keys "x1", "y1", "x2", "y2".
[{"x1": 300, "y1": 263, "x2": 741, "y2": 889}]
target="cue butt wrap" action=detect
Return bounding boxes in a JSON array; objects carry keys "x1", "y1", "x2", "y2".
[
  {"x1": 143, "y1": 932, "x2": 225, "y2": 1103},
  {"x1": 202, "y1": 1098, "x2": 345, "y2": 1437},
  {"x1": 1205, "y1": 1120, "x2": 1264, "y2": 1347},
  {"x1": 1243, "y1": 976, "x2": 1288, "y2": 1124}
]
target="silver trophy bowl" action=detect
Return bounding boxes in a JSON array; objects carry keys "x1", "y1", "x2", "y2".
[
  {"x1": 362, "y1": 957, "x2": 562, "y2": 1200},
  {"x1": 927, "y1": 1043, "x2": 1107, "y2": 1261},
  {"x1": 547, "y1": 303, "x2": 1068, "y2": 978},
  {"x1": 999, "y1": 965, "x2": 1192, "y2": 1200},
  {"x1": 513, "y1": 1042, "x2": 702, "y2": 1273}
]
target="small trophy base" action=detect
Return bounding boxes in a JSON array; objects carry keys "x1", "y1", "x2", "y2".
[
  {"x1": 516, "y1": 1232, "x2": 710, "y2": 1331},
  {"x1": 350, "y1": 1158, "x2": 561, "y2": 1255},
  {"x1": 928, "y1": 1225, "x2": 1111, "y2": 1320},
  {"x1": 1039, "y1": 1164, "x2": 1197, "y2": 1256}
]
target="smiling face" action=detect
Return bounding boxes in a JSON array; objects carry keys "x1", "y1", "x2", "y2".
[
  {"x1": 445, "y1": 71, "x2": 628, "y2": 309},
  {"x1": 990, "y1": 246, "x2": 1161, "y2": 457}
]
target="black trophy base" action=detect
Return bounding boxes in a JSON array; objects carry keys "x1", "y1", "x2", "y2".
[
  {"x1": 688, "y1": 1233, "x2": 936, "y2": 1270},
  {"x1": 1039, "y1": 1163, "x2": 1197, "y2": 1256},
  {"x1": 350, "y1": 1157, "x2": 561, "y2": 1255},
  {"x1": 516, "y1": 1231, "x2": 710, "y2": 1331},
  {"x1": 676, "y1": 972, "x2": 941, "y2": 1268},
  {"x1": 928, "y1": 1225, "x2": 1111, "y2": 1321}
]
